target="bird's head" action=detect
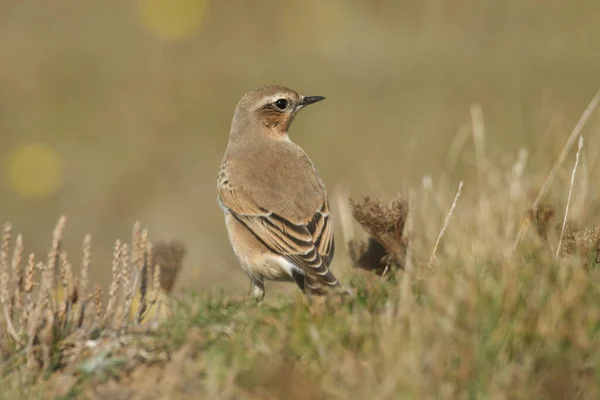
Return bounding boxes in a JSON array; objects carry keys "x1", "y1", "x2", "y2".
[{"x1": 231, "y1": 85, "x2": 325, "y2": 138}]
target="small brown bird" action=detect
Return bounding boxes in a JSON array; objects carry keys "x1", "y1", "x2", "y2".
[{"x1": 217, "y1": 85, "x2": 340, "y2": 301}]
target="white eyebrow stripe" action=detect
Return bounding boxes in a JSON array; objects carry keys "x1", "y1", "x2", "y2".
[
  {"x1": 256, "y1": 95, "x2": 288, "y2": 110},
  {"x1": 267, "y1": 94, "x2": 284, "y2": 103}
]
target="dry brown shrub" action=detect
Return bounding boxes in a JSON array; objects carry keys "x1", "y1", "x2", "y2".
[
  {"x1": 347, "y1": 196, "x2": 409, "y2": 275},
  {"x1": 523, "y1": 203, "x2": 600, "y2": 266},
  {"x1": 561, "y1": 226, "x2": 600, "y2": 266},
  {"x1": 151, "y1": 240, "x2": 186, "y2": 294},
  {"x1": 524, "y1": 204, "x2": 556, "y2": 243}
]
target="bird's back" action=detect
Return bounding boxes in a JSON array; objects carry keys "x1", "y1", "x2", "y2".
[{"x1": 220, "y1": 137, "x2": 326, "y2": 224}]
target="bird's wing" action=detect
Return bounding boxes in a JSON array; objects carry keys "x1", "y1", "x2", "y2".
[
  {"x1": 307, "y1": 200, "x2": 335, "y2": 267},
  {"x1": 218, "y1": 185, "x2": 339, "y2": 290}
]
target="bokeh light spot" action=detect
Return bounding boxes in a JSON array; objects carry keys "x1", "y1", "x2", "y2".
[
  {"x1": 138, "y1": 0, "x2": 208, "y2": 41},
  {"x1": 6, "y1": 142, "x2": 63, "y2": 199}
]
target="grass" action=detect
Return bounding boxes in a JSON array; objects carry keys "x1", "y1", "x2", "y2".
[
  {"x1": 2, "y1": 1, "x2": 600, "y2": 398},
  {"x1": 2, "y1": 119, "x2": 600, "y2": 398},
  {"x1": 2, "y1": 92, "x2": 600, "y2": 399},
  {"x1": 20, "y1": 249, "x2": 597, "y2": 399},
  {"x1": 0, "y1": 219, "x2": 183, "y2": 398}
]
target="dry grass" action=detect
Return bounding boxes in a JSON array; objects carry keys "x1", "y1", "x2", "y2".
[
  {"x1": 0, "y1": 218, "x2": 186, "y2": 392},
  {"x1": 1, "y1": 131, "x2": 600, "y2": 399},
  {"x1": 4, "y1": 95, "x2": 600, "y2": 398},
  {"x1": 1, "y1": 2, "x2": 600, "y2": 396}
]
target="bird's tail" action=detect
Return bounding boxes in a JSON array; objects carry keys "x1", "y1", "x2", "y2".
[{"x1": 304, "y1": 268, "x2": 343, "y2": 296}]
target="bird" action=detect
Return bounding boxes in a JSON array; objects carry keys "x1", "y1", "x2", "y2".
[{"x1": 217, "y1": 85, "x2": 341, "y2": 301}]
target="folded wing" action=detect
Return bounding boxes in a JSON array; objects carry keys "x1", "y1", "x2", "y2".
[{"x1": 218, "y1": 186, "x2": 338, "y2": 291}]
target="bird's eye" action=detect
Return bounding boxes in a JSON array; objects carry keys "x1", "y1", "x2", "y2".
[{"x1": 274, "y1": 99, "x2": 289, "y2": 110}]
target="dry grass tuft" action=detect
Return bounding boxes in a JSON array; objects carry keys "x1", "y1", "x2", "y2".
[
  {"x1": 557, "y1": 135, "x2": 585, "y2": 256},
  {"x1": 0, "y1": 217, "x2": 176, "y2": 381},
  {"x1": 103, "y1": 240, "x2": 121, "y2": 327}
]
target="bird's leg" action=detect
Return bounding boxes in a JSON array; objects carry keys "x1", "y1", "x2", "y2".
[
  {"x1": 251, "y1": 278, "x2": 265, "y2": 302},
  {"x1": 291, "y1": 269, "x2": 306, "y2": 293},
  {"x1": 247, "y1": 279, "x2": 254, "y2": 297}
]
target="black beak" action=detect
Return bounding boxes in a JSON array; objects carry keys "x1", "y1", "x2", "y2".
[{"x1": 300, "y1": 96, "x2": 325, "y2": 106}]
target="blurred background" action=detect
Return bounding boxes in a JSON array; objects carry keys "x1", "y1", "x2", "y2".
[{"x1": 1, "y1": 0, "x2": 600, "y2": 294}]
